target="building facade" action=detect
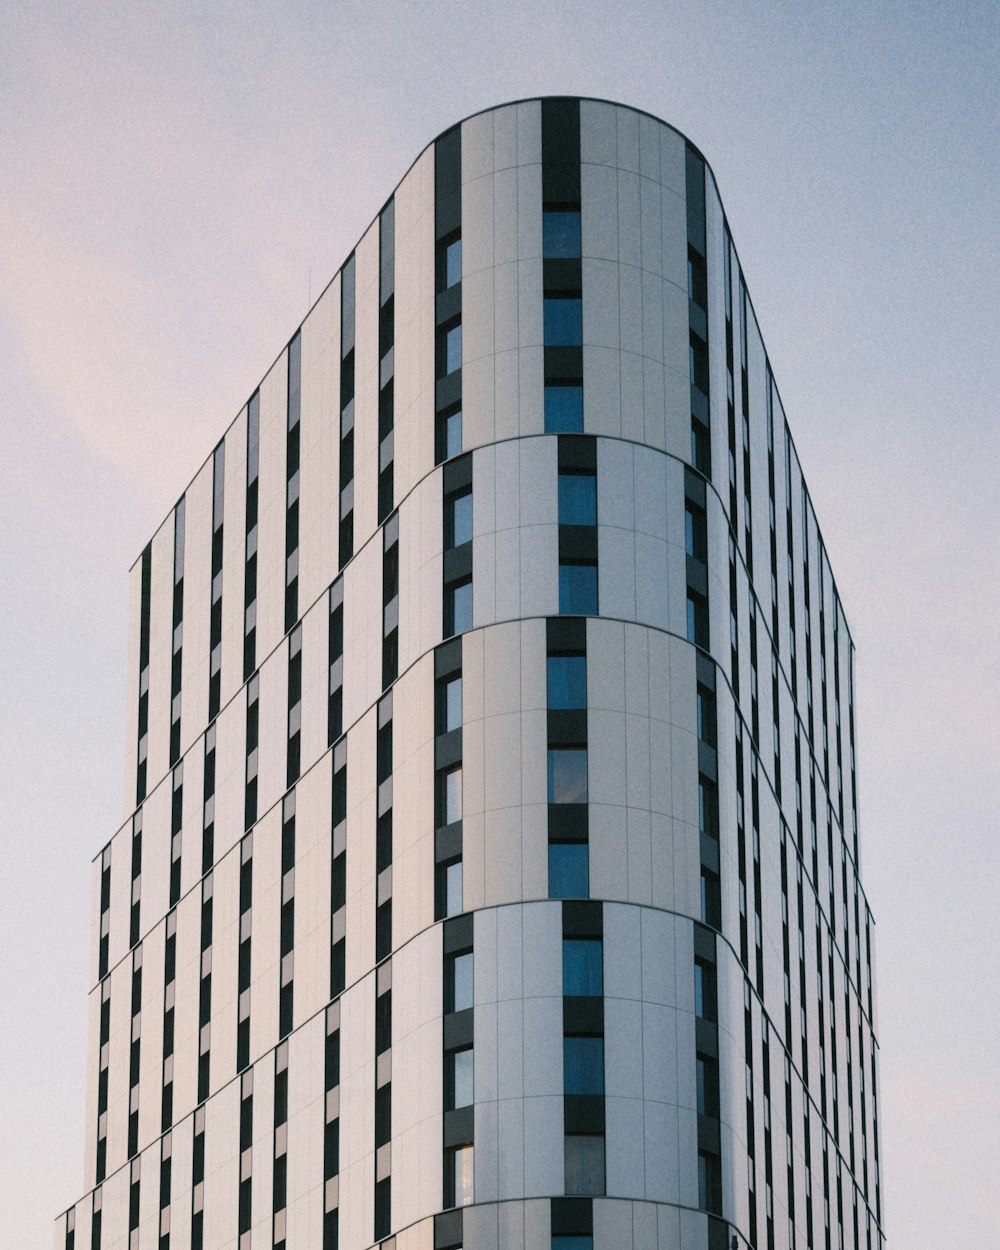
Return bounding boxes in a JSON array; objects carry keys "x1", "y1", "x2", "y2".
[{"x1": 58, "y1": 98, "x2": 884, "y2": 1250}]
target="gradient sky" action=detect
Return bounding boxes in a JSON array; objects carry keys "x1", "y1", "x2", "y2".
[{"x1": 2, "y1": 2, "x2": 998, "y2": 1246}]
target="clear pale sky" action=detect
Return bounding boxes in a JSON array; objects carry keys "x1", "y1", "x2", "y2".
[{"x1": 2, "y1": 2, "x2": 997, "y2": 1246}]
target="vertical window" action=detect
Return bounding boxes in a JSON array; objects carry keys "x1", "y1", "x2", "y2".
[
  {"x1": 438, "y1": 673, "x2": 462, "y2": 734},
  {"x1": 445, "y1": 951, "x2": 473, "y2": 1014},
  {"x1": 446, "y1": 1047, "x2": 474, "y2": 1109},
  {"x1": 564, "y1": 1135, "x2": 604, "y2": 1196},
  {"x1": 545, "y1": 384, "x2": 584, "y2": 433},
  {"x1": 549, "y1": 843, "x2": 589, "y2": 899},
  {"x1": 563, "y1": 938, "x2": 603, "y2": 996},
  {"x1": 444, "y1": 487, "x2": 473, "y2": 549},
  {"x1": 378, "y1": 198, "x2": 396, "y2": 524},
  {"x1": 563, "y1": 1036, "x2": 604, "y2": 1094},
  {"x1": 285, "y1": 330, "x2": 301, "y2": 631},
  {"x1": 558, "y1": 470, "x2": 596, "y2": 526},
  {"x1": 444, "y1": 578, "x2": 472, "y2": 637},
  {"x1": 559, "y1": 563, "x2": 598, "y2": 615},
  {"x1": 547, "y1": 748, "x2": 588, "y2": 804},
  {"x1": 437, "y1": 405, "x2": 462, "y2": 462}
]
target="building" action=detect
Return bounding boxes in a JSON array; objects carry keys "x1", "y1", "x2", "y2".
[{"x1": 58, "y1": 98, "x2": 884, "y2": 1250}]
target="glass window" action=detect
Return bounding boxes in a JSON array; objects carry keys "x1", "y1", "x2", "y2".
[
  {"x1": 547, "y1": 655, "x2": 586, "y2": 709},
  {"x1": 445, "y1": 238, "x2": 462, "y2": 288},
  {"x1": 559, "y1": 563, "x2": 598, "y2": 615},
  {"x1": 694, "y1": 959, "x2": 716, "y2": 1020},
  {"x1": 441, "y1": 408, "x2": 462, "y2": 460},
  {"x1": 564, "y1": 1036, "x2": 604, "y2": 1094},
  {"x1": 446, "y1": 490, "x2": 473, "y2": 548},
  {"x1": 440, "y1": 675, "x2": 463, "y2": 733},
  {"x1": 441, "y1": 766, "x2": 463, "y2": 826},
  {"x1": 563, "y1": 938, "x2": 602, "y2": 995},
  {"x1": 442, "y1": 322, "x2": 462, "y2": 375},
  {"x1": 564, "y1": 1134, "x2": 604, "y2": 1195},
  {"x1": 549, "y1": 843, "x2": 588, "y2": 899},
  {"x1": 552, "y1": 1239, "x2": 593, "y2": 1250},
  {"x1": 558, "y1": 472, "x2": 597, "y2": 526},
  {"x1": 544, "y1": 297, "x2": 583, "y2": 346},
  {"x1": 444, "y1": 860, "x2": 463, "y2": 916},
  {"x1": 685, "y1": 503, "x2": 708, "y2": 562},
  {"x1": 543, "y1": 210, "x2": 581, "y2": 258},
  {"x1": 452, "y1": 1143, "x2": 474, "y2": 1206},
  {"x1": 545, "y1": 384, "x2": 583, "y2": 433},
  {"x1": 548, "y1": 748, "x2": 588, "y2": 804},
  {"x1": 445, "y1": 579, "x2": 473, "y2": 636},
  {"x1": 447, "y1": 951, "x2": 474, "y2": 1013},
  {"x1": 448, "y1": 1047, "x2": 474, "y2": 1109}
]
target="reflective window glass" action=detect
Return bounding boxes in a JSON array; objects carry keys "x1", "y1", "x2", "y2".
[
  {"x1": 564, "y1": 1036, "x2": 604, "y2": 1094},
  {"x1": 563, "y1": 938, "x2": 603, "y2": 995},
  {"x1": 545, "y1": 384, "x2": 583, "y2": 433},
  {"x1": 548, "y1": 748, "x2": 588, "y2": 804},
  {"x1": 543, "y1": 211, "x2": 581, "y2": 258},
  {"x1": 547, "y1": 655, "x2": 587, "y2": 709},
  {"x1": 559, "y1": 563, "x2": 598, "y2": 615},
  {"x1": 559, "y1": 473, "x2": 597, "y2": 525},
  {"x1": 549, "y1": 843, "x2": 589, "y2": 899},
  {"x1": 544, "y1": 297, "x2": 583, "y2": 346}
]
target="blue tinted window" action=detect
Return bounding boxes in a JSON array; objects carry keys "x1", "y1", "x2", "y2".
[
  {"x1": 548, "y1": 748, "x2": 587, "y2": 803},
  {"x1": 543, "y1": 211, "x2": 581, "y2": 258},
  {"x1": 442, "y1": 675, "x2": 463, "y2": 732},
  {"x1": 549, "y1": 843, "x2": 588, "y2": 899},
  {"x1": 446, "y1": 323, "x2": 462, "y2": 373},
  {"x1": 444, "y1": 860, "x2": 463, "y2": 915},
  {"x1": 447, "y1": 951, "x2": 473, "y2": 1012},
  {"x1": 559, "y1": 563, "x2": 598, "y2": 615},
  {"x1": 563, "y1": 938, "x2": 602, "y2": 995},
  {"x1": 558, "y1": 473, "x2": 596, "y2": 525},
  {"x1": 545, "y1": 385, "x2": 583, "y2": 433},
  {"x1": 552, "y1": 1239, "x2": 593, "y2": 1250},
  {"x1": 446, "y1": 579, "x2": 472, "y2": 636},
  {"x1": 544, "y1": 297, "x2": 582, "y2": 346},
  {"x1": 547, "y1": 655, "x2": 587, "y2": 709},
  {"x1": 447, "y1": 490, "x2": 472, "y2": 548},
  {"x1": 564, "y1": 1134, "x2": 604, "y2": 1195},
  {"x1": 443, "y1": 408, "x2": 462, "y2": 458},
  {"x1": 564, "y1": 1036, "x2": 604, "y2": 1094},
  {"x1": 446, "y1": 238, "x2": 462, "y2": 288},
  {"x1": 450, "y1": 1047, "x2": 473, "y2": 1108}
]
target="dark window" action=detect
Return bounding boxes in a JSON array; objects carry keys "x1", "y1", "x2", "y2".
[
  {"x1": 549, "y1": 843, "x2": 588, "y2": 899},
  {"x1": 559, "y1": 563, "x2": 597, "y2": 615},
  {"x1": 547, "y1": 654, "x2": 587, "y2": 709},
  {"x1": 564, "y1": 1036, "x2": 604, "y2": 1094},
  {"x1": 558, "y1": 472, "x2": 597, "y2": 526},
  {"x1": 563, "y1": 938, "x2": 603, "y2": 996},
  {"x1": 545, "y1": 297, "x2": 583, "y2": 346},
  {"x1": 545, "y1": 384, "x2": 584, "y2": 433},
  {"x1": 685, "y1": 502, "x2": 708, "y2": 563},
  {"x1": 687, "y1": 591, "x2": 709, "y2": 649},
  {"x1": 543, "y1": 210, "x2": 582, "y2": 258},
  {"x1": 694, "y1": 958, "x2": 717, "y2": 1021},
  {"x1": 437, "y1": 406, "x2": 462, "y2": 462}
]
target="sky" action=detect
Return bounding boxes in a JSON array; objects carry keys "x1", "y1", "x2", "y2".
[{"x1": 1, "y1": 1, "x2": 998, "y2": 1245}]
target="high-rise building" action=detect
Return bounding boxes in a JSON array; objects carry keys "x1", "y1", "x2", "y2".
[{"x1": 58, "y1": 98, "x2": 884, "y2": 1250}]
